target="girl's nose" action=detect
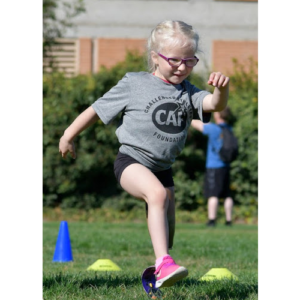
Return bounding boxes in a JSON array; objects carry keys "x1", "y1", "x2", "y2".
[{"x1": 177, "y1": 62, "x2": 187, "y2": 71}]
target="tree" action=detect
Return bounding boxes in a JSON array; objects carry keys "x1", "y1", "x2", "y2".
[{"x1": 43, "y1": 0, "x2": 85, "y2": 60}]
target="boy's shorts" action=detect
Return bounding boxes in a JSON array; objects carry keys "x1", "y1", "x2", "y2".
[
  {"x1": 204, "y1": 167, "x2": 231, "y2": 199},
  {"x1": 114, "y1": 151, "x2": 174, "y2": 188}
]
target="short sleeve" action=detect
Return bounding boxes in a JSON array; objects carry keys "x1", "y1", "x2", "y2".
[
  {"x1": 184, "y1": 81, "x2": 211, "y2": 123},
  {"x1": 91, "y1": 74, "x2": 131, "y2": 124}
]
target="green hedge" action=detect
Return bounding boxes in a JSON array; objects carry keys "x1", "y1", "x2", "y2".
[{"x1": 43, "y1": 52, "x2": 257, "y2": 212}]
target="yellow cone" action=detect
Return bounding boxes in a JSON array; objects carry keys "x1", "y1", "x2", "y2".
[
  {"x1": 87, "y1": 259, "x2": 121, "y2": 271},
  {"x1": 200, "y1": 268, "x2": 238, "y2": 281}
]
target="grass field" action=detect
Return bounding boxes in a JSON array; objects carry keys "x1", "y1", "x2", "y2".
[{"x1": 43, "y1": 221, "x2": 258, "y2": 299}]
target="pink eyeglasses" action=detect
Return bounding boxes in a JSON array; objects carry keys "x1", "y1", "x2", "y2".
[{"x1": 158, "y1": 53, "x2": 199, "y2": 67}]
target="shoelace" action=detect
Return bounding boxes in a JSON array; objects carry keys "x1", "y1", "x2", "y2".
[{"x1": 154, "y1": 258, "x2": 175, "y2": 275}]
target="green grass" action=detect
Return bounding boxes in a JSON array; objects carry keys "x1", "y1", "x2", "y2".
[{"x1": 43, "y1": 222, "x2": 258, "y2": 299}]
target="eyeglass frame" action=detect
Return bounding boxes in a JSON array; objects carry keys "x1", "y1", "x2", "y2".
[{"x1": 157, "y1": 52, "x2": 199, "y2": 67}]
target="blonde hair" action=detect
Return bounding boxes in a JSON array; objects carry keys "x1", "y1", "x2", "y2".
[
  {"x1": 147, "y1": 20, "x2": 200, "y2": 72},
  {"x1": 219, "y1": 106, "x2": 232, "y2": 122}
]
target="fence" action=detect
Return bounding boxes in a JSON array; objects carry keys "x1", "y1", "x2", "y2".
[{"x1": 43, "y1": 38, "x2": 257, "y2": 77}]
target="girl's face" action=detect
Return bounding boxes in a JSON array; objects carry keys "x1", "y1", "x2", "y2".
[{"x1": 151, "y1": 43, "x2": 196, "y2": 85}]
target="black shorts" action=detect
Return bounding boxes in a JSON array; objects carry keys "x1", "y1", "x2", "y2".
[
  {"x1": 204, "y1": 167, "x2": 231, "y2": 199},
  {"x1": 114, "y1": 151, "x2": 174, "y2": 188}
]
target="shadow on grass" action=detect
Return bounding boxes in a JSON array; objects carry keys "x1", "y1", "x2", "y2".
[
  {"x1": 174, "y1": 278, "x2": 258, "y2": 300},
  {"x1": 43, "y1": 273, "x2": 258, "y2": 300},
  {"x1": 43, "y1": 272, "x2": 141, "y2": 289}
]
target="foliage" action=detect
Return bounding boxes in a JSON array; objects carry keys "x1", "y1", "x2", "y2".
[
  {"x1": 43, "y1": 52, "x2": 147, "y2": 209},
  {"x1": 227, "y1": 58, "x2": 258, "y2": 206},
  {"x1": 43, "y1": 52, "x2": 258, "y2": 213}
]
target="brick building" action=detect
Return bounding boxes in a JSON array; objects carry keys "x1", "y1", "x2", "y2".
[{"x1": 44, "y1": 0, "x2": 257, "y2": 77}]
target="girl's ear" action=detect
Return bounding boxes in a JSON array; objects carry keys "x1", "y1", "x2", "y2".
[{"x1": 151, "y1": 51, "x2": 159, "y2": 65}]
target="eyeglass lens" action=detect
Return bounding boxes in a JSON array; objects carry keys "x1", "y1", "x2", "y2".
[{"x1": 168, "y1": 58, "x2": 198, "y2": 67}]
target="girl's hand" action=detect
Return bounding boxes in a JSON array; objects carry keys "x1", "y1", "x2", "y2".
[
  {"x1": 59, "y1": 135, "x2": 76, "y2": 159},
  {"x1": 207, "y1": 72, "x2": 230, "y2": 88}
]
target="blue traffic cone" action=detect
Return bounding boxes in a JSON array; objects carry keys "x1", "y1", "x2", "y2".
[{"x1": 52, "y1": 221, "x2": 73, "y2": 262}]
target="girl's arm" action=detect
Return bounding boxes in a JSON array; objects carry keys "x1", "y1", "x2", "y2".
[
  {"x1": 202, "y1": 72, "x2": 230, "y2": 112},
  {"x1": 59, "y1": 106, "x2": 99, "y2": 159}
]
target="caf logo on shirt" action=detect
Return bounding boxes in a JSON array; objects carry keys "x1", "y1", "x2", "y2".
[{"x1": 152, "y1": 102, "x2": 187, "y2": 134}]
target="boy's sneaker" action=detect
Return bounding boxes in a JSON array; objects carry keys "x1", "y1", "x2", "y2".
[
  {"x1": 154, "y1": 256, "x2": 188, "y2": 288},
  {"x1": 206, "y1": 219, "x2": 216, "y2": 227}
]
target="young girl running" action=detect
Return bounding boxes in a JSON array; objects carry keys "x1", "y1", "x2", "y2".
[{"x1": 59, "y1": 20, "x2": 230, "y2": 288}]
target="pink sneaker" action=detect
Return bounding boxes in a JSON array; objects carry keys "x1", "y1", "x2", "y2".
[{"x1": 154, "y1": 256, "x2": 188, "y2": 288}]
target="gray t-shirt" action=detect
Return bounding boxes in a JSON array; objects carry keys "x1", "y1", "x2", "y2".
[{"x1": 92, "y1": 72, "x2": 211, "y2": 171}]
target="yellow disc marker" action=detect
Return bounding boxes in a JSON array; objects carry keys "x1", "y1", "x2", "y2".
[
  {"x1": 87, "y1": 259, "x2": 121, "y2": 271},
  {"x1": 200, "y1": 268, "x2": 238, "y2": 281}
]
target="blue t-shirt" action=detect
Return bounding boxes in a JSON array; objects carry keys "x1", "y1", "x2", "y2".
[{"x1": 202, "y1": 122, "x2": 231, "y2": 169}]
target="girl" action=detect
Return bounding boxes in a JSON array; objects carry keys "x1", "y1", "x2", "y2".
[{"x1": 59, "y1": 20, "x2": 229, "y2": 288}]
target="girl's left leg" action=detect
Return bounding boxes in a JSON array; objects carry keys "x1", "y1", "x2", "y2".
[
  {"x1": 120, "y1": 163, "x2": 169, "y2": 259},
  {"x1": 120, "y1": 164, "x2": 187, "y2": 288},
  {"x1": 145, "y1": 186, "x2": 175, "y2": 249}
]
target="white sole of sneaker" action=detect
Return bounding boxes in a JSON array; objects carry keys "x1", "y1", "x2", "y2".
[{"x1": 155, "y1": 267, "x2": 188, "y2": 288}]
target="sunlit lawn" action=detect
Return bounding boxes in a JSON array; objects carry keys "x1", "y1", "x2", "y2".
[{"x1": 43, "y1": 222, "x2": 258, "y2": 299}]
